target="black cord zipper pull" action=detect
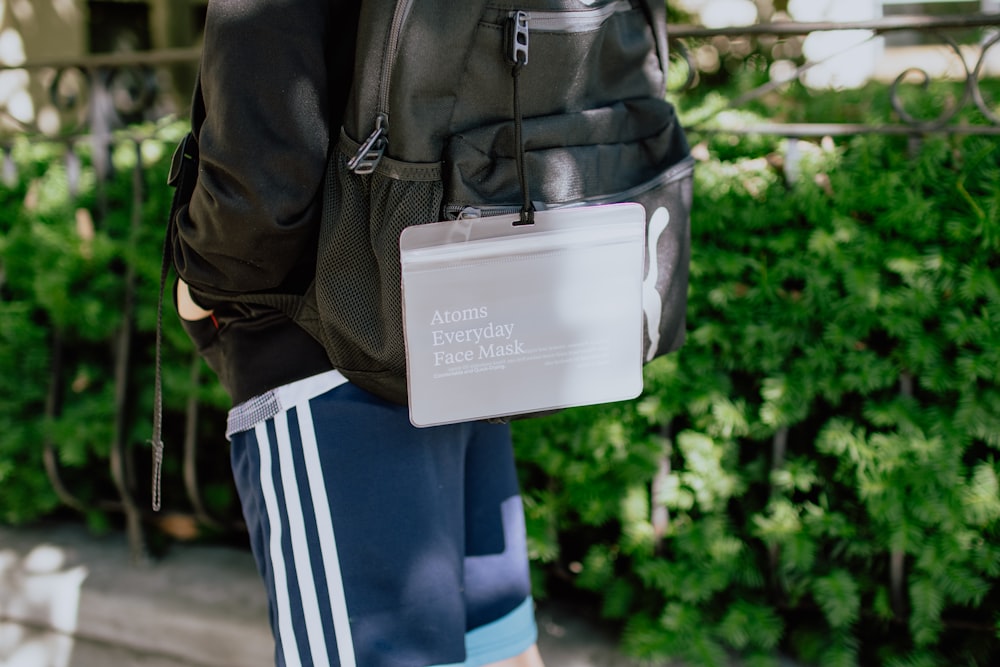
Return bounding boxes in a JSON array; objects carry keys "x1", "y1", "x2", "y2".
[{"x1": 506, "y1": 11, "x2": 534, "y2": 226}]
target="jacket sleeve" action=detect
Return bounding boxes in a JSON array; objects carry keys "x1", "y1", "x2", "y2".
[{"x1": 172, "y1": 0, "x2": 355, "y2": 304}]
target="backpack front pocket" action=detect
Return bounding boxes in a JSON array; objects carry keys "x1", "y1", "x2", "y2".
[
  {"x1": 442, "y1": 99, "x2": 694, "y2": 361},
  {"x1": 443, "y1": 97, "x2": 688, "y2": 211}
]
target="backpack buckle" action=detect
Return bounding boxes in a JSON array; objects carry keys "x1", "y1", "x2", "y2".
[{"x1": 348, "y1": 117, "x2": 388, "y2": 175}]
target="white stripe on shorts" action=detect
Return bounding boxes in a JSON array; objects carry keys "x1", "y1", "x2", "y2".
[
  {"x1": 296, "y1": 401, "x2": 356, "y2": 667},
  {"x1": 274, "y1": 410, "x2": 332, "y2": 667},
  {"x1": 256, "y1": 394, "x2": 357, "y2": 667},
  {"x1": 255, "y1": 421, "x2": 303, "y2": 667}
]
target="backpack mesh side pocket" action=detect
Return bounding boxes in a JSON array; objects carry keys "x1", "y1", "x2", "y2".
[{"x1": 310, "y1": 130, "x2": 444, "y2": 404}]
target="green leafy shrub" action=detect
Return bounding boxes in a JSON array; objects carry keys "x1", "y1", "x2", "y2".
[
  {"x1": 1, "y1": 78, "x2": 998, "y2": 667},
  {"x1": 513, "y1": 130, "x2": 1000, "y2": 666},
  {"x1": 0, "y1": 125, "x2": 232, "y2": 529}
]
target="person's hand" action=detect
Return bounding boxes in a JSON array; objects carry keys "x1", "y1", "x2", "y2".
[{"x1": 176, "y1": 279, "x2": 215, "y2": 321}]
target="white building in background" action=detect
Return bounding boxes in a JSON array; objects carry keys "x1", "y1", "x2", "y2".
[
  {"x1": 789, "y1": 0, "x2": 884, "y2": 89},
  {"x1": 0, "y1": 0, "x2": 205, "y2": 135},
  {"x1": 0, "y1": 0, "x2": 86, "y2": 129},
  {"x1": 675, "y1": 0, "x2": 999, "y2": 89}
]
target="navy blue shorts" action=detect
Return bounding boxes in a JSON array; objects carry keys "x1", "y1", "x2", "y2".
[{"x1": 227, "y1": 371, "x2": 537, "y2": 667}]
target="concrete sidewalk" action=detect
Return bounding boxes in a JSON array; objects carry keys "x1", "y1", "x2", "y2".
[{"x1": 0, "y1": 521, "x2": 662, "y2": 667}]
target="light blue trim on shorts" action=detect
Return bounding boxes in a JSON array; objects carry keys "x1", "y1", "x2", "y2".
[
  {"x1": 465, "y1": 596, "x2": 538, "y2": 666},
  {"x1": 424, "y1": 595, "x2": 537, "y2": 667}
]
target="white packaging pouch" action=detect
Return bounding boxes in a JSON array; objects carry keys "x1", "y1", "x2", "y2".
[{"x1": 399, "y1": 202, "x2": 646, "y2": 427}]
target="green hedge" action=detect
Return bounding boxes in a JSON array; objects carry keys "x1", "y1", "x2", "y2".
[
  {"x1": 513, "y1": 131, "x2": 1000, "y2": 665},
  {"x1": 1, "y1": 118, "x2": 998, "y2": 664},
  {"x1": 0, "y1": 126, "x2": 232, "y2": 531}
]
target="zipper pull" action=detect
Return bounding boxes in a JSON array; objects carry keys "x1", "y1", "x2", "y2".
[
  {"x1": 456, "y1": 206, "x2": 482, "y2": 220},
  {"x1": 347, "y1": 114, "x2": 388, "y2": 175},
  {"x1": 506, "y1": 11, "x2": 529, "y2": 66}
]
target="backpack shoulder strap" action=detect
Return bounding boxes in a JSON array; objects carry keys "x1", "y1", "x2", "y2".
[{"x1": 637, "y1": 0, "x2": 670, "y2": 96}]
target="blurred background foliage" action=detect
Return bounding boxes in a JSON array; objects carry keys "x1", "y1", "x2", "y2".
[
  {"x1": 2, "y1": 1, "x2": 1000, "y2": 665},
  {"x1": 514, "y1": 126, "x2": 1000, "y2": 666}
]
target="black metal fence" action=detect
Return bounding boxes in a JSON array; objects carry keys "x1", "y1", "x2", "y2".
[
  {"x1": 2, "y1": 12, "x2": 998, "y2": 560},
  {"x1": 669, "y1": 13, "x2": 1000, "y2": 137}
]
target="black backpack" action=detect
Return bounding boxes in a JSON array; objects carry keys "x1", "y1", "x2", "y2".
[
  {"x1": 304, "y1": 0, "x2": 693, "y2": 405},
  {"x1": 161, "y1": 0, "x2": 693, "y2": 408}
]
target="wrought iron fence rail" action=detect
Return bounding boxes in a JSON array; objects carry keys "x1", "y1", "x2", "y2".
[
  {"x1": 0, "y1": 46, "x2": 202, "y2": 72},
  {"x1": 692, "y1": 121, "x2": 1000, "y2": 136},
  {"x1": 669, "y1": 12, "x2": 1000, "y2": 38},
  {"x1": 668, "y1": 13, "x2": 1000, "y2": 136}
]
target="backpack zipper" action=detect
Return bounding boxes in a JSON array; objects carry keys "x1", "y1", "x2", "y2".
[
  {"x1": 524, "y1": 0, "x2": 632, "y2": 32},
  {"x1": 568, "y1": 155, "x2": 696, "y2": 208},
  {"x1": 347, "y1": 0, "x2": 415, "y2": 174},
  {"x1": 445, "y1": 204, "x2": 541, "y2": 220},
  {"x1": 443, "y1": 155, "x2": 695, "y2": 220}
]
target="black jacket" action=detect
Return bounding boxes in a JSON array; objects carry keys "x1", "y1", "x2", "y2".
[{"x1": 172, "y1": 0, "x2": 360, "y2": 405}]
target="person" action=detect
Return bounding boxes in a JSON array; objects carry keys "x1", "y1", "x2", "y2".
[{"x1": 169, "y1": 1, "x2": 546, "y2": 666}]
